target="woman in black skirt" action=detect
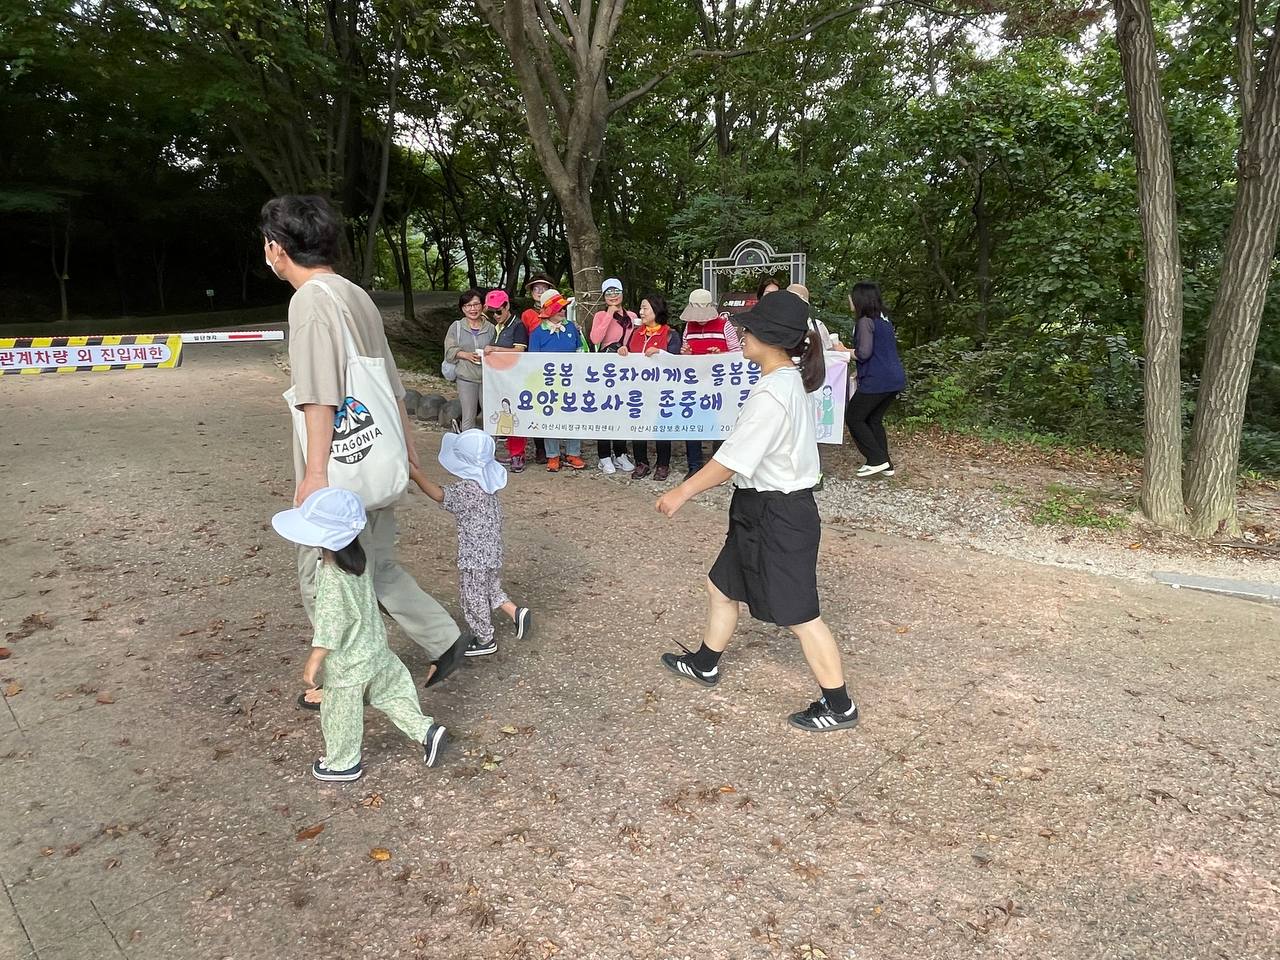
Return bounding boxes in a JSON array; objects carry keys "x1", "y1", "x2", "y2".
[{"x1": 655, "y1": 290, "x2": 858, "y2": 732}]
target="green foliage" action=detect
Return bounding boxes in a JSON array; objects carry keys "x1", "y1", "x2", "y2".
[
  {"x1": 1029, "y1": 483, "x2": 1131, "y2": 530},
  {"x1": 900, "y1": 328, "x2": 1145, "y2": 450}
]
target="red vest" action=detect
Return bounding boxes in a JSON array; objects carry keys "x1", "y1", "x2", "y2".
[
  {"x1": 682, "y1": 316, "x2": 729, "y2": 355},
  {"x1": 627, "y1": 324, "x2": 672, "y2": 354}
]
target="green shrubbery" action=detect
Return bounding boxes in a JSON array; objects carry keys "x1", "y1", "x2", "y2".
[{"x1": 898, "y1": 333, "x2": 1280, "y2": 476}]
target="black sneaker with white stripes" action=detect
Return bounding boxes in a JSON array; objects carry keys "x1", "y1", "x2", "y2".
[
  {"x1": 660, "y1": 651, "x2": 720, "y2": 688},
  {"x1": 788, "y1": 698, "x2": 859, "y2": 732},
  {"x1": 465, "y1": 636, "x2": 497, "y2": 657},
  {"x1": 422, "y1": 722, "x2": 448, "y2": 767}
]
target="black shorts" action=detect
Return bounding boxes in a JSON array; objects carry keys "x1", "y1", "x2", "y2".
[{"x1": 709, "y1": 487, "x2": 820, "y2": 627}]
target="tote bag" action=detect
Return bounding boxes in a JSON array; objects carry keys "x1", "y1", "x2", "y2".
[{"x1": 282, "y1": 280, "x2": 409, "y2": 510}]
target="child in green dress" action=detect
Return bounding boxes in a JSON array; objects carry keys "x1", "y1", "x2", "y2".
[{"x1": 272, "y1": 487, "x2": 449, "y2": 782}]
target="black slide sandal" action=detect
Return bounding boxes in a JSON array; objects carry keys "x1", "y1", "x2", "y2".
[
  {"x1": 297, "y1": 687, "x2": 322, "y2": 711},
  {"x1": 425, "y1": 634, "x2": 469, "y2": 689}
]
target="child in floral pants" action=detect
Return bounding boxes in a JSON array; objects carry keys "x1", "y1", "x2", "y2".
[{"x1": 411, "y1": 430, "x2": 531, "y2": 657}]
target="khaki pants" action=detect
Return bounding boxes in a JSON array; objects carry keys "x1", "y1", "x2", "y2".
[
  {"x1": 298, "y1": 506, "x2": 460, "y2": 661},
  {"x1": 319, "y1": 656, "x2": 432, "y2": 771}
]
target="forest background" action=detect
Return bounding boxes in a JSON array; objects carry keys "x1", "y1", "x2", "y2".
[{"x1": 3, "y1": 1, "x2": 1278, "y2": 499}]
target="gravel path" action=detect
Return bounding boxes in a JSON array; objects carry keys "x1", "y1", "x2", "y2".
[{"x1": 6, "y1": 344, "x2": 1272, "y2": 960}]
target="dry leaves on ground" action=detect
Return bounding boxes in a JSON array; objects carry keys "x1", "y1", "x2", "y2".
[
  {"x1": 295, "y1": 823, "x2": 325, "y2": 841},
  {"x1": 369, "y1": 847, "x2": 392, "y2": 861},
  {"x1": 3, "y1": 681, "x2": 21, "y2": 697}
]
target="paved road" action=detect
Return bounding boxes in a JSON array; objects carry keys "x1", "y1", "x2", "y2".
[{"x1": 1, "y1": 346, "x2": 1277, "y2": 959}]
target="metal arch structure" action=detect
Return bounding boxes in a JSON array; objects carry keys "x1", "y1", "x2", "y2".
[{"x1": 701, "y1": 239, "x2": 806, "y2": 305}]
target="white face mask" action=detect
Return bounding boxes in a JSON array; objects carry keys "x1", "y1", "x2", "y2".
[{"x1": 264, "y1": 242, "x2": 284, "y2": 280}]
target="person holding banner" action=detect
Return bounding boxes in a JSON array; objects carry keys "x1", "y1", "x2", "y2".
[
  {"x1": 840, "y1": 281, "x2": 906, "y2": 478},
  {"x1": 520, "y1": 273, "x2": 556, "y2": 465},
  {"x1": 617, "y1": 293, "x2": 682, "y2": 481},
  {"x1": 483, "y1": 289, "x2": 529, "y2": 470},
  {"x1": 654, "y1": 290, "x2": 859, "y2": 733},
  {"x1": 589, "y1": 277, "x2": 637, "y2": 475},
  {"x1": 261, "y1": 195, "x2": 468, "y2": 703},
  {"x1": 679, "y1": 288, "x2": 738, "y2": 479},
  {"x1": 529, "y1": 289, "x2": 586, "y2": 471}
]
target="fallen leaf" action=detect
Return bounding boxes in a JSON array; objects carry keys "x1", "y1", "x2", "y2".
[
  {"x1": 3, "y1": 681, "x2": 22, "y2": 697},
  {"x1": 129, "y1": 930, "x2": 142, "y2": 943},
  {"x1": 40, "y1": 847, "x2": 54, "y2": 857},
  {"x1": 369, "y1": 847, "x2": 392, "y2": 861},
  {"x1": 540, "y1": 940, "x2": 561, "y2": 959},
  {"x1": 96, "y1": 691, "x2": 115, "y2": 705},
  {"x1": 499, "y1": 724, "x2": 520, "y2": 735},
  {"x1": 718, "y1": 784, "x2": 737, "y2": 793},
  {"x1": 796, "y1": 944, "x2": 829, "y2": 960},
  {"x1": 0, "y1": 647, "x2": 11, "y2": 660},
  {"x1": 64, "y1": 844, "x2": 81, "y2": 857},
  {"x1": 360, "y1": 793, "x2": 384, "y2": 808},
  {"x1": 295, "y1": 823, "x2": 325, "y2": 841},
  {"x1": 895, "y1": 625, "x2": 911, "y2": 635},
  {"x1": 105, "y1": 858, "x2": 121, "y2": 870}
]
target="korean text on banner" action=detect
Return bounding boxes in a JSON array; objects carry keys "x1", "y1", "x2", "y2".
[
  {"x1": 0, "y1": 335, "x2": 183, "y2": 376},
  {"x1": 481, "y1": 351, "x2": 848, "y2": 443}
]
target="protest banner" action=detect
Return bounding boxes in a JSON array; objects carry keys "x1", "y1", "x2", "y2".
[
  {"x1": 482, "y1": 351, "x2": 848, "y2": 442},
  {"x1": 0, "y1": 334, "x2": 183, "y2": 376}
]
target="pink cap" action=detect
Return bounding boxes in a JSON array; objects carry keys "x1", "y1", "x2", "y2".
[{"x1": 484, "y1": 290, "x2": 510, "y2": 309}]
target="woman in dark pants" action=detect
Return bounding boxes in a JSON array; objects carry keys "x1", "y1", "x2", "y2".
[
  {"x1": 617, "y1": 293, "x2": 681, "y2": 481},
  {"x1": 841, "y1": 282, "x2": 906, "y2": 478}
]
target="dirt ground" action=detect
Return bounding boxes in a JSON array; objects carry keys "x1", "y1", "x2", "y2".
[{"x1": 2, "y1": 344, "x2": 1278, "y2": 960}]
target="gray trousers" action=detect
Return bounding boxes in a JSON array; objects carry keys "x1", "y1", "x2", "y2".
[
  {"x1": 298, "y1": 506, "x2": 461, "y2": 661},
  {"x1": 458, "y1": 378, "x2": 482, "y2": 431}
]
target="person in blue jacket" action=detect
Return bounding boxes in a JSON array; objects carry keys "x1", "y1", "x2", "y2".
[
  {"x1": 528, "y1": 289, "x2": 586, "y2": 471},
  {"x1": 840, "y1": 282, "x2": 907, "y2": 478}
]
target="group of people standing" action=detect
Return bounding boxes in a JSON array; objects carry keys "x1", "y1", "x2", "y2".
[{"x1": 443, "y1": 273, "x2": 908, "y2": 480}]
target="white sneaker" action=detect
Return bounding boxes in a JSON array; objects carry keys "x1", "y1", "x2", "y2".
[
  {"x1": 599, "y1": 457, "x2": 617, "y2": 475},
  {"x1": 857, "y1": 462, "x2": 891, "y2": 478},
  {"x1": 614, "y1": 454, "x2": 635, "y2": 472}
]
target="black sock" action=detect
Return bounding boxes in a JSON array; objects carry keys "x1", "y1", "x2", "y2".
[
  {"x1": 690, "y1": 643, "x2": 723, "y2": 673},
  {"x1": 821, "y1": 684, "x2": 853, "y2": 714}
]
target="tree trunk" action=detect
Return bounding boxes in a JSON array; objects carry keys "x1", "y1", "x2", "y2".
[
  {"x1": 153, "y1": 240, "x2": 167, "y2": 313},
  {"x1": 360, "y1": 30, "x2": 402, "y2": 287},
  {"x1": 1114, "y1": 0, "x2": 1187, "y2": 530},
  {"x1": 50, "y1": 217, "x2": 70, "y2": 322},
  {"x1": 396, "y1": 216, "x2": 415, "y2": 322},
  {"x1": 1184, "y1": 4, "x2": 1280, "y2": 538},
  {"x1": 972, "y1": 163, "x2": 992, "y2": 345}
]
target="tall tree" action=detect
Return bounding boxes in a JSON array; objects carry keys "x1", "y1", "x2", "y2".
[
  {"x1": 1183, "y1": 0, "x2": 1280, "y2": 536},
  {"x1": 1114, "y1": 0, "x2": 1186, "y2": 530},
  {"x1": 1115, "y1": 0, "x2": 1280, "y2": 536}
]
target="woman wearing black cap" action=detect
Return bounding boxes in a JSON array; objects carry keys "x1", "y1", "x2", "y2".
[{"x1": 655, "y1": 290, "x2": 859, "y2": 732}]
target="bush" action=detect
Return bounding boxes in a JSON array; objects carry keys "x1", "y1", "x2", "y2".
[{"x1": 899, "y1": 329, "x2": 1144, "y2": 449}]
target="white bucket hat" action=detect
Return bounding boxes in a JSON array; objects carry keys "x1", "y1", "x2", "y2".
[
  {"x1": 680, "y1": 288, "x2": 719, "y2": 324},
  {"x1": 271, "y1": 487, "x2": 367, "y2": 551},
  {"x1": 439, "y1": 429, "x2": 508, "y2": 494}
]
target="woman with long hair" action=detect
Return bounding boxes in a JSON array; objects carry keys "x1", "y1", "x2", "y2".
[
  {"x1": 617, "y1": 292, "x2": 682, "y2": 481},
  {"x1": 654, "y1": 290, "x2": 858, "y2": 732},
  {"x1": 840, "y1": 282, "x2": 906, "y2": 478}
]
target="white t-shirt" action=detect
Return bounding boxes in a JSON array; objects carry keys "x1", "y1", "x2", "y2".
[{"x1": 714, "y1": 365, "x2": 821, "y2": 493}]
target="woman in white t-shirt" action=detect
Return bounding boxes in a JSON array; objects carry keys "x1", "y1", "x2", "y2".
[{"x1": 655, "y1": 290, "x2": 859, "y2": 733}]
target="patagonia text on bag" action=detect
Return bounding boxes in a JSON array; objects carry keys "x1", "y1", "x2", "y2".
[{"x1": 282, "y1": 279, "x2": 408, "y2": 510}]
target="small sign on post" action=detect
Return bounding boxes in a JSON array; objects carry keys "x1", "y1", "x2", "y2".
[{"x1": 205, "y1": 289, "x2": 215, "y2": 310}]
